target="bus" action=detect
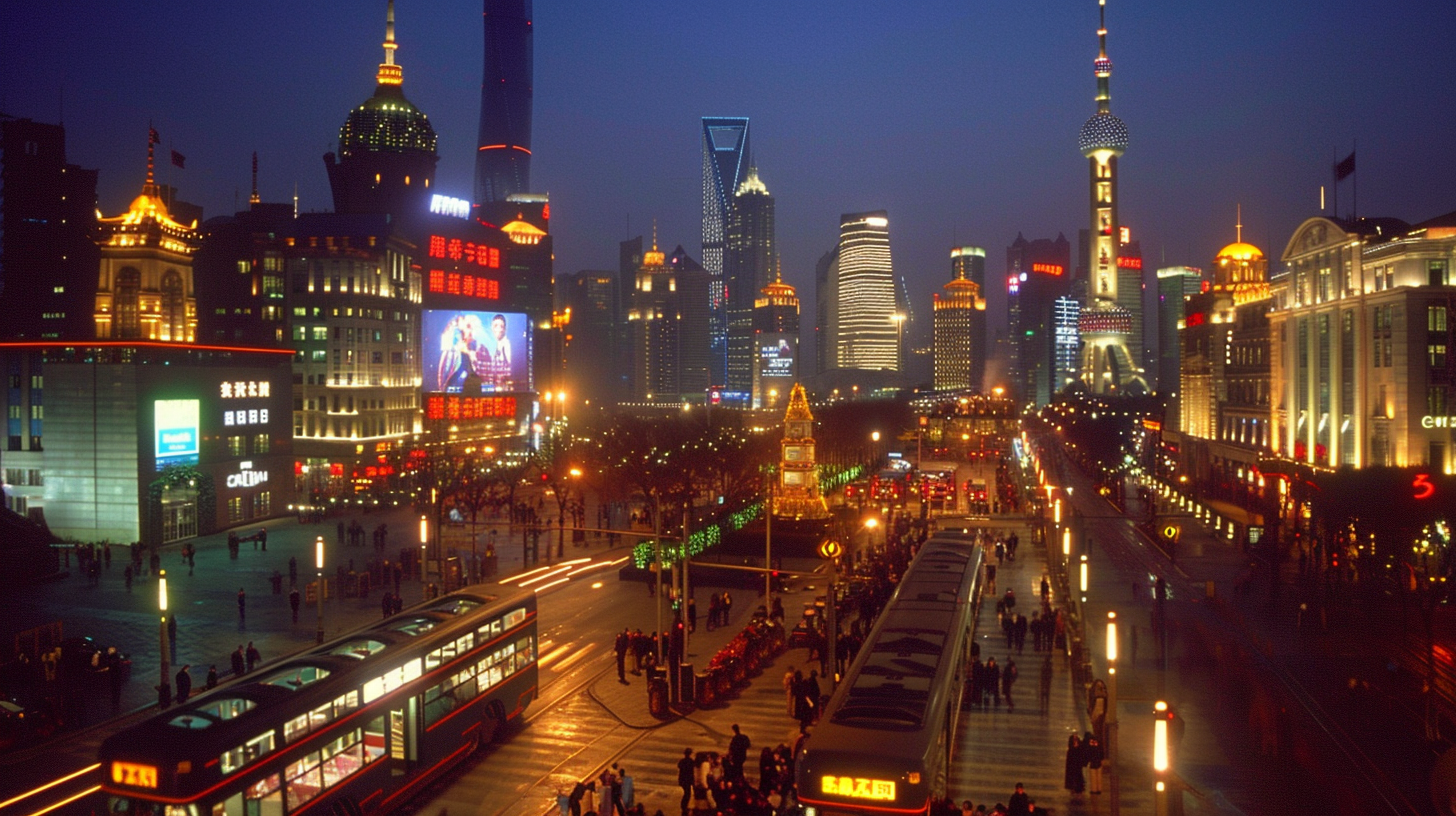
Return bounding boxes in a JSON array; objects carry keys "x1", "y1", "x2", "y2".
[
  {"x1": 98, "y1": 583, "x2": 537, "y2": 816},
  {"x1": 869, "y1": 470, "x2": 913, "y2": 506},
  {"x1": 795, "y1": 533, "x2": 984, "y2": 816}
]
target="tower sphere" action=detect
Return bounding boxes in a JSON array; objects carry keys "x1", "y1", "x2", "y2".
[{"x1": 1079, "y1": 112, "x2": 1128, "y2": 157}]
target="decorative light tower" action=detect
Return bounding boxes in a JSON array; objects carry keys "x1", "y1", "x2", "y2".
[
  {"x1": 1076, "y1": 0, "x2": 1143, "y2": 393},
  {"x1": 777, "y1": 384, "x2": 830, "y2": 521}
]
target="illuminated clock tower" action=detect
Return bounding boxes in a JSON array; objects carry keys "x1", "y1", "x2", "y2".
[
  {"x1": 776, "y1": 383, "x2": 829, "y2": 520},
  {"x1": 1076, "y1": 0, "x2": 1144, "y2": 393}
]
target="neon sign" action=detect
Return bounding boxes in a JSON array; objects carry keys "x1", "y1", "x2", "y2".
[
  {"x1": 112, "y1": 762, "x2": 158, "y2": 789},
  {"x1": 1413, "y1": 473, "x2": 1435, "y2": 500},
  {"x1": 226, "y1": 462, "x2": 269, "y2": 489},
  {"x1": 425, "y1": 395, "x2": 519, "y2": 421},
  {"x1": 1032, "y1": 263, "x2": 1065, "y2": 276},
  {"x1": 821, "y1": 776, "x2": 896, "y2": 801},
  {"x1": 427, "y1": 270, "x2": 501, "y2": 300},
  {"x1": 1117, "y1": 256, "x2": 1143, "y2": 270},
  {"x1": 221, "y1": 381, "x2": 270, "y2": 399},
  {"x1": 429, "y1": 194, "x2": 471, "y2": 219},
  {"x1": 427, "y1": 236, "x2": 501, "y2": 269},
  {"x1": 1420, "y1": 415, "x2": 1456, "y2": 429},
  {"x1": 1185, "y1": 312, "x2": 1205, "y2": 327},
  {"x1": 224, "y1": 408, "x2": 269, "y2": 427}
]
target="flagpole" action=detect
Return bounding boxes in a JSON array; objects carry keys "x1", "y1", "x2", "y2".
[
  {"x1": 1352, "y1": 139, "x2": 1358, "y2": 223},
  {"x1": 1331, "y1": 147, "x2": 1337, "y2": 219}
]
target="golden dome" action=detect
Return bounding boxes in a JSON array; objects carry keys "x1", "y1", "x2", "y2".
[{"x1": 1216, "y1": 241, "x2": 1264, "y2": 261}]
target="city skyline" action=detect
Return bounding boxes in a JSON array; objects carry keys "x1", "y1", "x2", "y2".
[{"x1": 5, "y1": 0, "x2": 1454, "y2": 345}]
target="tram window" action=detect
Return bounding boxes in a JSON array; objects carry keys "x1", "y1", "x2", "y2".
[
  {"x1": 283, "y1": 713, "x2": 309, "y2": 743},
  {"x1": 258, "y1": 665, "x2": 330, "y2": 690},
  {"x1": 503, "y1": 607, "x2": 527, "y2": 628},
  {"x1": 186, "y1": 698, "x2": 254, "y2": 725},
  {"x1": 427, "y1": 597, "x2": 482, "y2": 616},
  {"x1": 363, "y1": 715, "x2": 387, "y2": 761},
  {"x1": 362, "y1": 658, "x2": 422, "y2": 703},
  {"x1": 391, "y1": 618, "x2": 437, "y2": 637},
  {"x1": 334, "y1": 691, "x2": 359, "y2": 716},
  {"x1": 478, "y1": 620, "x2": 502, "y2": 640},
  {"x1": 244, "y1": 774, "x2": 280, "y2": 815},
  {"x1": 284, "y1": 751, "x2": 322, "y2": 811},
  {"x1": 220, "y1": 732, "x2": 276, "y2": 776},
  {"x1": 328, "y1": 639, "x2": 386, "y2": 660}
]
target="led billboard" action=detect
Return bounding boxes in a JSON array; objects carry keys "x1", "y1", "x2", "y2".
[
  {"x1": 758, "y1": 335, "x2": 796, "y2": 381},
  {"x1": 155, "y1": 399, "x2": 200, "y2": 469},
  {"x1": 423, "y1": 310, "x2": 532, "y2": 395}
]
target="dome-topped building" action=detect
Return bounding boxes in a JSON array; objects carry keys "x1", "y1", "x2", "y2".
[
  {"x1": 1213, "y1": 207, "x2": 1270, "y2": 305},
  {"x1": 324, "y1": 0, "x2": 438, "y2": 220}
]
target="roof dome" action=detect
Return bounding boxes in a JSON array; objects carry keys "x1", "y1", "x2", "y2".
[
  {"x1": 1216, "y1": 241, "x2": 1264, "y2": 261},
  {"x1": 1079, "y1": 112, "x2": 1129, "y2": 156},
  {"x1": 339, "y1": 84, "x2": 438, "y2": 159}
]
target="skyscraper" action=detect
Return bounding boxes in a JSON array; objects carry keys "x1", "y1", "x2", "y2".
[
  {"x1": 476, "y1": 0, "x2": 533, "y2": 204},
  {"x1": 626, "y1": 239, "x2": 710, "y2": 402},
  {"x1": 1006, "y1": 233, "x2": 1073, "y2": 405},
  {"x1": 1155, "y1": 265, "x2": 1203, "y2": 400},
  {"x1": 701, "y1": 117, "x2": 750, "y2": 385},
  {"x1": 1076, "y1": 0, "x2": 1143, "y2": 394},
  {"x1": 835, "y1": 211, "x2": 898, "y2": 372},
  {"x1": 752, "y1": 273, "x2": 800, "y2": 410},
  {"x1": 933, "y1": 249, "x2": 985, "y2": 391},
  {"x1": 724, "y1": 166, "x2": 775, "y2": 398},
  {"x1": 324, "y1": 0, "x2": 438, "y2": 221},
  {"x1": 813, "y1": 246, "x2": 838, "y2": 376},
  {"x1": 949, "y1": 246, "x2": 987, "y2": 388}
]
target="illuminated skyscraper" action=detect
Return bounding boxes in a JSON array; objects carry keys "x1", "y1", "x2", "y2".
[
  {"x1": 1007, "y1": 233, "x2": 1073, "y2": 404},
  {"x1": 835, "y1": 211, "x2": 898, "y2": 372},
  {"x1": 1076, "y1": 0, "x2": 1144, "y2": 393},
  {"x1": 933, "y1": 249, "x2": 985, "y2": 391},
  {"x1": 725, "y1": 166, "x2": 775, "y2": 399},
  {"x1": 702, "y1": 117, "x2": 750, "y2": 385},
  {"x1": 324, "y1": 0, "x2": 438, "y2": 221},
  {"x1": 476, "y1": 0, "x2": 533, "y2": 204}
]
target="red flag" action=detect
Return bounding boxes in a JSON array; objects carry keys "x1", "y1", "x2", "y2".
[
  {"x1": 149, "y1": 127, "x2": 160, "y2": 144},
  {"x1": 1334, "y1": 151, "x2": 1355, "y2": 181},
  {"x1": 171, "y1": 150, "x2": 186, "y2": 169}
]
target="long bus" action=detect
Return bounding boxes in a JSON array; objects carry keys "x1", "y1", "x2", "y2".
[
  {"x1": 98, "y1": 583, "x2": 537, "y2": 816},
  {"x1": 795, "y1": 532, "x2": 983, "y2": 816}
]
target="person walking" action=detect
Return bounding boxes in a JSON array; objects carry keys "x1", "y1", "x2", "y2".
[
  {"x1": 290, "y1": 587, "x2": 301, "y2": 623},
  {"x1": 677, "y1": 748, "x2": 696, "y2": 816},
  {"x1": 1085, "y1": 732, "x2": 1104, "y2": 794},
  {"x1": 231, "y1": 645, "x2": 245, "y2": 677},
  {"x1": 728, "y1": 724, "x2": 751, "y2": 781},
  {"x1": 1002, "y1": 659, "x2": 1018, "y2": 711},
  {"x1": 237, "y1": 587, "x2": 246, "y2": 622},
  {"x1": 985, "y1": 658, "x2": 1001, "y2": 707},
  {"x1": 1064, "y1": 734, "x2": 1086, "y2": 802},
  {"x1": 783, "y1": 666, "x2": 797, "y2": 716},
  {"x1": 1007, "y1": 783, "x2": 1031, "y2": 816},
  {"x1": 206, "y1": 665, "x2": 219, "y2": 690},
  {"x1": 245, "y1": 641, "x2": 261, "y2": 672},
  {"x1": 174, "y1": 665, "x2": 192, "y2": 704},
  {"x1": 614, "y1": 628, "x2": 630, "y2": 684}
]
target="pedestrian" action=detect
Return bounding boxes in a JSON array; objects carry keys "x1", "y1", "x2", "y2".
[
  {"x1": 707, "y1": 594, "x2": 720, "y2": 631},
  {"x1": 1007, "y1": 783, "x2": 1031, "y2": 816},
  {"x1": 1064, "y1": 734, "x2": 1086, "y2": 802},
  {"x1": 245, "y1": 641, "x2": 260, "y2": 672},
  {"x1": 175, "y1": 665, "x2": 192, "y2": 704},
  {"x1": 728, "y1": 723, "x2": 750, "y2": 780},
  {"x1": 237, "y1": 587, "x2": 246, "y2": 621},
  {"x1": 614, "y1": 628, "x2": 630, "y2": 684},
  {"x1": 619, "y1": 765, "x2": 635, "y2": 810},
  {"x1": 1085, "y1": 732, "x2": 1104, "y2": 794},
  {"x1": 259, "y1": 527, "x2": 267, "y2": 551},
  {"x1": 206, "y1": 665, "x2": 219, "y2": 689},
  {"x1": 678, "y1": 748, "x2": 696, "y2": 816},
  {"x1": 231, "y1": 645, "x2": 245, "y2": 677},
  {"x1": 721, "y1": 591, "x2": 732, "y2": 626},
  {"x1": 382, "y1": 591, "x2": 394, "y2": 619},
  {"x1": 1014, "y1": 614, "x2": 1027, "y2": 654},
  {"x1": 985, "y1": 658, "x2": 1001, "y2": 706},
  {"x1": 290, "y1": 587, "x2": 301, "y2": 623},
  {"x1": 783, "y1": 665, "x2": 796, "y2": 716},
  {"x1": 1003, "y1": 659, "x2": 1018, "y2": 710}
]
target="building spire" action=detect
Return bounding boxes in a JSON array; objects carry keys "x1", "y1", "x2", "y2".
[
  {"x1": 1236, "y1": 203, "x2": 1243, "y2": 243},
  {"x1": 145, "y1": 121, "x2": 157, "y2": 190},
  {"x1": 250, "y1": 151, "x2": 260, "y2": 205},
  {"x1": 377, "y1": 0, "x2": 403, "y2": 86},
  {"x1": 652, "y1": 219, "x2": 658, "y2": 252}
]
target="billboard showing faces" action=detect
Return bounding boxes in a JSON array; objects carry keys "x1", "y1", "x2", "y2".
[
  {"x1": 155, "y1": 399, "x2": 200, "y2": 469},
  {"x1": 424, "y1": 310, "x2": 532, "y2": 395},
  {"x1": 758, "y1": 334, "x2": 796, "y2": 380}
]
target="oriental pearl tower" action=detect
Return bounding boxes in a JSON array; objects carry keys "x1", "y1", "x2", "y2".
[{"x1": 1076, "y1": 0, "x2": 1145, "y2": 394}]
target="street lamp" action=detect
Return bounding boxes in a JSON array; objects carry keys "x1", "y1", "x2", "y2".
[
  {"x1": 315, "y1": 536, "x2": 326, "y2": 644},
  {"x1": 158, "y1": 569, "x2": 171, "y2": 707},
  {"x1": 1107, "y1": 611, "x2": 1120, "y2": 815},
  {"x1": 1153, "y1": 700, "x2": 1170, "y2": 816},
  {"x1": 419, "y1": 514, "x2": 428, "y2": 600},
  {"x1": 1063, "y1": 526, "x2": 1072, "y2": 558},
  {"x1": 1080, "y1": 554, "x2": 1089, "y2": 603}
]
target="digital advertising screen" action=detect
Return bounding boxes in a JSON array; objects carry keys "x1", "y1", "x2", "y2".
[
  {"x1": 758, "y1": 334, "x2": 796, "y2": 381},
  {"x1": 154, "y1": 399, "x2": 200, "y2": 469},
  {"x1": 423, "y1": 310, "x2": 533, "y2": 395}
]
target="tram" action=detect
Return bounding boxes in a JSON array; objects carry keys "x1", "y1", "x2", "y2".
[
  {"x1": 796, "y1": 533, "x2": 983, "y2": 816},
  {"x1": 98, "y1": 583, "x2": 537, "y2": 815}
]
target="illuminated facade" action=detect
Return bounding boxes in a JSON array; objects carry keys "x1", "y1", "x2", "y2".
[
  {"x1": 94, "y1": 136, "x2": 199, "y2": 344},
  {"x1": 1076, "y1": 0, "x2": 1143, "y2": 394},
  {"x1": 476, "y1": 0, "x2": 533, "y2": 204},
  {"x1": 775, "y1": 384, "x2": 829, "y2": 520},
  {"x1": 1007, "y1": 233, "x2": 1073, "y2": 405},
  {"x1": 702, "y1": 117, "x2": 751, "y2": 386},
  {"x1": 835, "y1": 211, "x2": 898, "y2": 372},
  {"x1": 1155, "y1": 265, "x2": 1203, "y2": 401},
  {"x1": 752, "y1": 273, "x2": 799, "y2": 410},
  {"x1": 324, "y1": 1, "x2": 439, "y2": 221},
  {"x1": 1271, "y1": 213, "x2": 1456, "y2": 472},
  {"x1": 933, "y1": 249, "x2": 985, "y2": 391},
  {"x1": 626, "y1": 240, "x2": 711, "y2": 402},
  {"x1": 725, "y1": 166, "x2": 776, "y2": 400}
]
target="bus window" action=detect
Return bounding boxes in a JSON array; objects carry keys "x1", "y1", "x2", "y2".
[
  {"x1": 503, "y1": 607, "x2": 527, "y2": 628},
  {"x1": 363, "y1": 715, "x2": 387, "y2": 762},
  {"x1": 243, "y1": 774, "x2": 280, "y2": 816},
  {"x1": 362, "y1": 658, "x2": 422, "y2": 703},
  {"x1": 283, "y1": 751, "x2": 322, "y2": 811}
]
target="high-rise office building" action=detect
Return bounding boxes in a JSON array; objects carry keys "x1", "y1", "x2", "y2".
[
  {"x1": 0, "y1": 116, "x2": 99, "y2": 340},
  {"x1": 1006, "y1": 233, "x2": 1073, "y2": 405},
  {"x1": 835, "y1": 211, "x2": 898, "y2": 372},
  {"x1": 933, "y1": 249, "x2": 985, "y2": 391},
  {"x1": 626, "y1": 240, "x2": 710, "y2": 402},
  {"x1": 701, "y1": 117, "x2": 750, "y2": 386},
  {"x1": 752, "y1": 273, "x2": 800, "y2": 410},
  {"x1": 814, "y1": 247, "x2": 838, "y2": 377},
  {"x1": 476, "y1": 0, "x2": 533, "y2": 204},
  {"x1": 1076, "y1": 0, "x2": 1143, "y2": 393},
  {"x1": 558, "y1": 269, "x2": 618, "y2": 407},
  {"x1": 949, "y1": 246, "x2": 987, "y2": 388},
  {"x1": 324, "y1": 1, "x2": 439, "y2": 222},
  {"x1": 1155, "y1": 265, "x2": 1203, "y2": 405},
  {"x1": 724, "y1": 166, "x2": 775, "y2": 399}
]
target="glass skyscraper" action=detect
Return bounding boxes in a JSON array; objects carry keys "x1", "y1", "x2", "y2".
[
  {"x1": 476, "y1": 0, "x2": 533, "y2": 205},
  {"x1": 835, "y1": 211, "x2": 898, "y2": 372},
  {"x1": 701, "y1": 117, "x2": 750, "y2": 386}
]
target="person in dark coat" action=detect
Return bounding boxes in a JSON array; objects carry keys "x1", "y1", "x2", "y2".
[
  {"x1": 230, "y1": 645, "x2": 246, "y2": 676},
  {"x1": 206, "y1": 665, "x2": 219, "y2": 689},
  {"x1": 1085, "y1": 732, "x2": 1105, "y2": 794},
  {"x1": 1006, "y1": 783, "x2": 1031, "y2": 816},
  {"x1": 245, "y1": 642, "x2": 261, "y2": 672},
  {"x1": 174, "y1": 665, "x2": 192, "y2": 703},
  {"x1": 1063, "y1": 734, "x2": 1086, "y2": 801}
]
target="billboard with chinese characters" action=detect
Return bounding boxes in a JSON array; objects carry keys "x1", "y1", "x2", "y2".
[
  {"x1": 154, "y1": 399, "x2": 200, "y2": 469},
  {"x1": 755, "y1": 333, "x2": 797, "y2": 407},
  {"x1": 423, "y1": 310, "x2": 532, "y2": 394}
]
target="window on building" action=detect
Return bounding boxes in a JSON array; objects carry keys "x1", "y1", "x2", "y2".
[
  {"x1": 252, "y1": 491, "x2": 271, "y2": 517},
  {"x1": 253, "y1": 433, "x2": 270, "y2": 453},
  {"x1": 1431, "y1": 343, "x2": 1449, "y2": 368},
  {"x1": 228, "y1": 436, "x2": 245, "y2": 457},
  {"x1": 1431, "y1": 305, "x2": 1449, "y2": 333},
  {"x1": 292, "y1": 326, "x2": 307, "y2": 341},
  {"x1": 1429, "y1": 387, "x2": 1448, "y2": 417},
  {"x1": 1430, "y1": 261, "x2": 1449, "y2": 287},
  {"x1": 227, "y1": 497, "x2": 244, "y2": 524}
]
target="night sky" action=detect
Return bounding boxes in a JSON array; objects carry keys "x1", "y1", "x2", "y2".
[{"x1": 6, "y1": 0, "x2": 1454, "y2": 345}]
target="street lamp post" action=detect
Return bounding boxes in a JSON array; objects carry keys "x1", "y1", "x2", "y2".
[
  {"x1": 765, "y1": 473, "x2": 774, "y2": 605},
  {"x1": 419, "y1": 514, "x2": 428, "y2": 600},
  {"x1": 315, "y1": 536, "x2": 326, "y2": 644},
  {"x1": 158, "y1": 569, "x2": 171, "y2": 707},
  {"x1": 1107, "y1": 611, "x2": 1120, "y2": 815},
  {"x1": 1153, "y1": 700, "x2": 1170, "y2": 816}
]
